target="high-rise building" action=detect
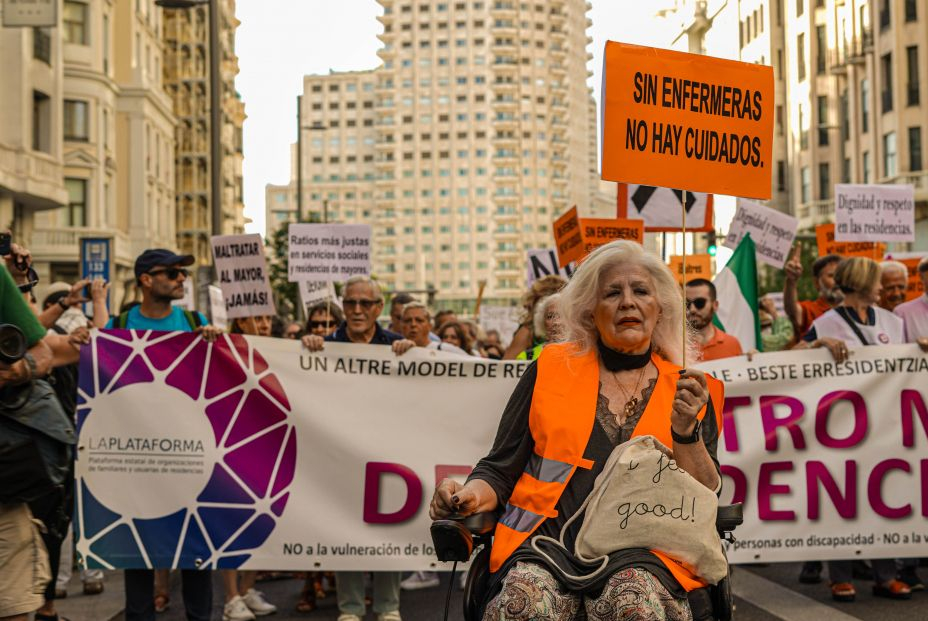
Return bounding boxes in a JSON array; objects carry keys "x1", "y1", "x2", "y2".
[
  {"x1": 163, "y1": 0, "x2": 246, "y2": 266},
  {"x1": 270, "y1": 0, "x2": 599, "y2": 309},
  {"x1": 665, "y1": 0, "x2": 927, "y2": 241},
  {"x1": 2, "y1": 0, "x2": 178, "y2": 308}
]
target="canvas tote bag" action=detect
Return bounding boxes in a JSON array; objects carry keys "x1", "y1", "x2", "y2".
[{"x1": 532, "y1": 435, "x2": 727, "y2": 587}]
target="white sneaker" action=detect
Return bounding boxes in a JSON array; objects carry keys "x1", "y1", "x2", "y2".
[
  {"x1": 377, "y1": 611, "x2": 402, "y2": 621},
  {"x1": 337, "y1": 615, "x2": 362, "y2": 621},
  {"x1": 223, "y1": 595, "x2": 256, "y2": 621},
  {"x1": 242, "y1": 588, "x2": 277, "y2": 616},
  {"x1": 400, "y1": 570, "x2": 440, "y2": 590}
]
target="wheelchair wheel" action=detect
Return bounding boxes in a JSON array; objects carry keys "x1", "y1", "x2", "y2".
[{"x1": 463, "y1": 544, "x2": 492, "y2": 621}]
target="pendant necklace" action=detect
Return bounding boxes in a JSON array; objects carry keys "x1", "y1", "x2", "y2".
[{"x1": 611, "y1": 363, "x2": 648, "y2": 425}]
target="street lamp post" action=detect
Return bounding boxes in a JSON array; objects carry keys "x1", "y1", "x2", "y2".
[
  {"x1": 295, "y1": 94, "x2": 326, "y2": 223},
  {"x1": 156, "y1": 0, "x2": 222, "y2": 237}
]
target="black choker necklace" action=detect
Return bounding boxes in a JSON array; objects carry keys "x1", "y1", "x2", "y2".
[{"x1": 597, "y1": 340, "x2": 652, "y2": 372}]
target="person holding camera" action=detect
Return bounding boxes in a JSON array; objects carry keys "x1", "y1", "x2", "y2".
[{"x1": 0, "y1": 260, "x2": 57, "y2": 621}]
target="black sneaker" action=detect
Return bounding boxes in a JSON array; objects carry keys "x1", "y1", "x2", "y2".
[
  {"x1": 799, "y1": 561, "x2": 823, "y2": 584},
  {"x1": 899, "y1": 567, "x2": 925, "y2": 591}
]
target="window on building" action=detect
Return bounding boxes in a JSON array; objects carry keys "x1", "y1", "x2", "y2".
[
  {"x1": 63, "y1": 99, "x2": 88, "y2": 141},
  {"x1": 840, "y1": 89, "x2": 849, "y2": 140},
  {"x1": 881, "y1": 53, "x2": 894, "y2": 112},
  {"x1": 818, "y1": 163, "x2": 830, "y2": 199},
  {"x1": 906, "y1": 46, "x2": 920, "y2": 106},
  {"x1": 879, "y1": 0, "x2": 890, "y2": 29},
  {"x1": 815, "y1": 25, "x2": 826, "y2": 73},
  {"x1": 797, "y1": 33, "x2": 806, "y2": 81},
  {"x1": 905, "y1": 0, "x2": 917, "y2": 21},
  {"x1": 797, "y1": 0, "x2": 804, "y2": 17},
  {"x1": 861, "y1": 79, "x2": 870, "y2": 133},
  {"x1": 909, "y1": 127, "x2": 923, "y2": 171},
  {"x1": 800, "y1": 167, "x2": 811, "y2": 202},
  {"x1": 862, "y1": 151, "x2": 871, "y2": 182},
  {"x1": 777, "y1": 160, "x2": 786, "y2": 191},
  {"x1": 32, "y1": 90, "x2": 51, "y2": 152},
  {"x1": 63, "y1": 178, "x2": 87, "y2": 226},
  {"x1": 63, "y1": 1, "x2": 88, "y2": 45},
  {"x1": 883, "y1": 131, "x2": 897, "y2": 177},
  {"x1": 799, "y1": 104, "x2": 808, "y2": 149},
  {"x1": 817, "y1": 96, "x2": 829, "y2": 146}
]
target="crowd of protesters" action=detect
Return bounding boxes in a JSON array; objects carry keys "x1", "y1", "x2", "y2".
[{"x1": 2, "y1": 227, "x2": 928, "y2": 621}]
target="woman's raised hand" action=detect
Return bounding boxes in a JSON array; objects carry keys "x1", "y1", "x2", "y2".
[{"x1": 671, "y1": 368, "x2": 709, "y2": 438}]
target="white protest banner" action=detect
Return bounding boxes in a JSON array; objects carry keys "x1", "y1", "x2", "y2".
[
  {"x1": 478, "y1": 305, "x2": 522, "y2": 348},
  {"x1": 835, "y1": 184, "x2": 916, "y2": 243},
  {"x1": 724, "y1": 200, "x2": 798, "y2": 269},
  {"x1": 526, "y1": 249, "x2": 574, "y2": 287},
  {"x1": 75, "y1": 335, "x2": 520, "y2": 570},
  {"x1": 211, "y1": 234, "x2": 275, "y2": 320},
  {"x1": 697, "y1": 345, "x2": 928, "y2": 564},
  {"x1": 299, "y1": 281, "x2": 338, "y2": 310},
  {"x1": 208, "y1": 285, "x2": 228, "y2": 331},
  {"x1": 74, "y1": 337, "x2": 928, "y2": 570},
  {"x1": 288, "y1": 224, "x2": 371, "y2": 283},
  {"x1": 616, "y1": 184, "x2": 713, "y2": 232}
]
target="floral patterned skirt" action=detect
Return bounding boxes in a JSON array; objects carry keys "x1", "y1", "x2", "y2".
[{"x1": 484, "y1": 562, "x2": 693, "y2": 621}]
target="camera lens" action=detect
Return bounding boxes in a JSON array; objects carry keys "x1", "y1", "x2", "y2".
[{"x1": 0, "y1": 324, "x2": 27, "y2": 365}]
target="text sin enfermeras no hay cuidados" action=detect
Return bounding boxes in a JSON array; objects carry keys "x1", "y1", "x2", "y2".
[{"x1": 627, "y1": 73, "x2": 765, "y2": 168}]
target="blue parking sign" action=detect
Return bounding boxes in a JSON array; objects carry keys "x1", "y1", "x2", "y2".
[{"x1": 81, "y1": 238, "x2": 111, "y2": 314}]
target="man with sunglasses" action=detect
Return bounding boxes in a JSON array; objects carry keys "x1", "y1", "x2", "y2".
[
  {"x1": 685, "y1": 278, "x2": 743, "y2": 361},
  {"x1": 105, "y1": 249, "x2": 222, "y2": 621}
]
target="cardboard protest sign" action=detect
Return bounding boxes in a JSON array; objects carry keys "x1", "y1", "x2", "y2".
[
  {"x1": 601, "y1": 41, "x2": 775, "y2": 199},
  {"x1": 724, "y1": 199, "x2": 798, "y2": 268},
  {"x1": 526, "y1": 249, "x2": 574, "y2": 287},
  {"x1": 208, "y1": 285, "x2": 228, "y2": 330},
  {"x1": 884, "y1": 252, "x2": 926, "y2": 302},
  {"x1": 668, "y1": 254, "x2": 712, "y2": 285},
  {"x1": 211, "y1": 234, "x2": 276, "y2": 320},
  {"x1": 815, "y1": 223, "x2": 886, "y2": 258},
  {"x1": 553, "y1": 207, "x2": 583, "y2": 268},
  {"x1": 835, "y1": 184, "x2": 915, "y2": 242},
  {"x1": 288, "y1": 224, "x2": 371, "y2": 282},
  {"x1": 579, "y1": 217, "x2": 644, "y2": 255},
  {"x1": 299, "y1": 280, "x2": 338, "y2": 310},
  {"x1": 616, "y1": 184, "x2": 713, "y2": 232},
  {"x1": 171, "y1": 279, "x2": 195, "y2": 311},
  {"x1": 478, "y1": 306, "x2": 522, "y2": 348}
]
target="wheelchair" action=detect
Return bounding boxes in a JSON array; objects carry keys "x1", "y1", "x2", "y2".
[{"x1": 431, "y1": 504, "x2": 743, "y2": 621}]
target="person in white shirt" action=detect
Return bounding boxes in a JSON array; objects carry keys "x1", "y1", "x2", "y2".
[
  {"x1": 797, "y1": 257, "x2": 915, "y2": 601},
  {"x1": 893, "y1": 256, "x2": 928, "y2": 346}
]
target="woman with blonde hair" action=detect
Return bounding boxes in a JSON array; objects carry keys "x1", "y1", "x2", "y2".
[
  {"x1": 431, "y1": 241, "x2": 723, "y2": 620},
  {"x1": 503, "y1": 275, "x2": 567, "y2": 359}
]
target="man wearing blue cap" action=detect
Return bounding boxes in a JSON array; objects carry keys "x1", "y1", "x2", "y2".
[{"x1": 106, "y1": 248, "x2": 221, "y2": 621}]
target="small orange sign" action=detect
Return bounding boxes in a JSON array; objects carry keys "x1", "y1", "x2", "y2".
[
  {"x1": 578, "y1": 218, "x2": 644, "y2": 256},
  {"x1": 815, "y1": 223, "x2": 886, "y2": 258},
  {"x1": 601, "y1": 41, "x2": 775, "y2": 200},
  {"x1": 668, "y1": 254, "x2": 713, "y2": 285},
  {"x1": 553, "y1": 206, "x2": 583, "y2": 268}
]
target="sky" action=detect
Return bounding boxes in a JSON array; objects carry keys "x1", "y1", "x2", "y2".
[{"x1": 234, "y1": 0, "x2": 673, "y2": 237}]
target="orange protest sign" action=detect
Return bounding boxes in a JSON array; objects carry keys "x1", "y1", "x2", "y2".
[
  {"x1": 601, "y1": 41, "x2": 775, "y2": 200},
  {"x1": 578, "y1": 218, "x2": 644, "y2": 256},
  {"x1": 668, "y1": 254, "x2": 713, "y2": 285},
  {"x1": 815, "y1": 223, "x2": 886, "y2": 258},
  {"x1": 553, "y1": 206, "x2": 583, "y2": 268}
]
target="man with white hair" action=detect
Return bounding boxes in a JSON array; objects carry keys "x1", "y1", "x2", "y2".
[
  {"x1": 894, "y1": 256, "x2": 928, "y2": 346},
  {"x1": 879, "y1": 260, "x2": 909, "y2": 312}
]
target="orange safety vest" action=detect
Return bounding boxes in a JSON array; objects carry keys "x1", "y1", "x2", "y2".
[{"x1": 488, "y1": 342, "x2": 725, "y2": 592}]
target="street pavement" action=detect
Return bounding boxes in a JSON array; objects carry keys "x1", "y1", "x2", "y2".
[{"x1": 54, "y1": 562, "x2": 928, "y2": 620}]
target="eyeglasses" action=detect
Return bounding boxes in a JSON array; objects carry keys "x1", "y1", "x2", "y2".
[
  {"x1": 343, "y1": 298, "x2": 379, "y2": 309},
  {"x1": 309, "y1": 320, "x2": 337, "y2": 329},
  {"x1": 685, "y1": 297, "x2": 709, "y2": 310},
  {"x1": 148, "y1": 267, "x2": 189, "y2": 280}
]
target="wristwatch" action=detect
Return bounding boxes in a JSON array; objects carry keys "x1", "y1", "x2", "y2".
[
  {"x1": 671, "y1": 418, "x2": 702, "y2": 444},
  {"x1": 58, "y1": 298, "x2": 70, "y2": 310}
]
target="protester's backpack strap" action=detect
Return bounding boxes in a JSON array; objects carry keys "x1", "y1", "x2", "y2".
[
  {"x1": 113, "y1": 311, "x2": 130, "y2": 330},
  {"x1": 835, "y1": 307, "x2": 871, "y2": 346},
  {"x1": 183, "y1": 310, "x2": 204, "y2": 331}
]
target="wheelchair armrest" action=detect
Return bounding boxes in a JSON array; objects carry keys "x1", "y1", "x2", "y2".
[
  {"x1": 715, "y1": 503, "x2": 743, "y2": 533},
  {"x1": 430, "y1": 512, "x2": 498, "y2": 563}
]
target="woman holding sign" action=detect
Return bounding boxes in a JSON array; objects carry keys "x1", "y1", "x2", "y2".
[
  {"x1": 431, "y1": 241, "x2": 725, "y2": 620},
  {"x1": 798, "y1": 257, "x2": 914, "y2": 602}
]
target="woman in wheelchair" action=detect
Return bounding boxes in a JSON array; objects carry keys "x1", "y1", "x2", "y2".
[{"x1": 430, "y1": 241, "x2": 726, "y2": 621}]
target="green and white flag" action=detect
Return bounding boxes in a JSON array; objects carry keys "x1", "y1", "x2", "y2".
[{"x1": 713, "y1": 232, "x2": 761, "y2": 352}]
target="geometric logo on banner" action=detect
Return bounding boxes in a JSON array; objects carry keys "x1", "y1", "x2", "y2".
[{"x1": 75, "y1": 331, "x2": 297, "y2": 570}]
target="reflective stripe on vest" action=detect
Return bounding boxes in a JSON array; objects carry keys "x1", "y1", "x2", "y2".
[{"x1": 488, "y1": 342, "x2": 724, "y2": 594}]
